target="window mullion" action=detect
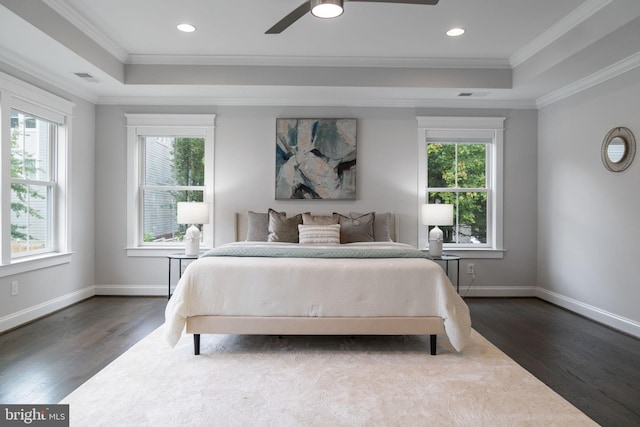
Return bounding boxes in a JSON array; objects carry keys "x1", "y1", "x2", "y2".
[
  {"x1": 10, "y1": 178, "x2": 54, "y2": 187},
  {"x1": 141, "y1": 185, "x2": 205, "y2": 192},
  {"x1": 454, "y1": 143, "x2": 459, "y2": 189}
]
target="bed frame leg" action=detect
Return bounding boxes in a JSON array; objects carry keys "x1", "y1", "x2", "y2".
[
  {"x1": 194, "y1": 334, "x2": 200, "y2": 355},
  {"x1": 430, "y1": 334, "x2": 437, "y2": 355}
]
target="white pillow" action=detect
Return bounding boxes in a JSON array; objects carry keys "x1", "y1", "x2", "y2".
[{"x1": 298, "y1": 224, "x2": 341, "y2": 244}]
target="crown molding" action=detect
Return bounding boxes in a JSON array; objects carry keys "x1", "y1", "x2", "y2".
[
  {"x1": 510, "y1": 0, "x2": 612, "y2": 67},
  {"x1": 42, "y1": 0, "x2": 129, "y2": 62},
  {"x1": 0, "y1": 51, "x2": 99, "y2": 104},
  {"x1": 536, "y1": 50, "x2": 640, "y2": 108}
]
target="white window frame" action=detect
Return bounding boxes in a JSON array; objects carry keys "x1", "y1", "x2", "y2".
[
  {"x1": 417, "y1": 116, "x2": 505, "y2": 259},
  {"x1": 0, "y1": 71, "x2": 73, "y2": 277},
  {"x1": 125, "y1": 114, "x2": 215, "y2": 257}
]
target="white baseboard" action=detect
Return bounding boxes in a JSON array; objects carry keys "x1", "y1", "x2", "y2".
[
  {"x1": 7, "y1": 284, "x2": 635, "y2": 340},
  {"x1": 459, "y1": 285, "x2": 537, "y2": 297},
  {"x1": 537, "y1": 288, "x2": 640, "y2": 339},
  {"x1": 95, "y1": 284, "x2": 167, "y2": 297},
  {"x1": 0, "y1": 286, "x2": 95, "y2": 334}
]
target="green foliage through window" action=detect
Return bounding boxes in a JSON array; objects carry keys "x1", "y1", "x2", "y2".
[
  {"x1": 10, "y1": 111, "x2": 53, "y2": 254},
  {"x1": 142, "y1": 137, "x2": 205, "y2": 243},
  {"x1": 427, "y1": 142, "x2": 488, "y2": 244}
]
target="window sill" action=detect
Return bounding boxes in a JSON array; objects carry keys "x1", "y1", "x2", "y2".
[
  {"x1": 0, "y1": 252, "x2": 73, "y2": 278},
  {"x1": 126, "y1": 247, "x2": 212, "y2": 257},
  {"x1": 441, "y1": 248, "x2": 505, "y2": 259}
]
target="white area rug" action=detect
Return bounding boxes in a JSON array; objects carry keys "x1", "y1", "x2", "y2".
[{"x1": 61, "y1": 326, "x2": 596, "y2": 426}]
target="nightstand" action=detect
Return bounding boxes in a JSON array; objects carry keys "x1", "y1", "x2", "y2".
[
  {"x1": 167, "y1": 253, "x2": 198, "y2": 299},
  {"x1": 422, "y1": 252, "x2": 461, "y2": 293}
]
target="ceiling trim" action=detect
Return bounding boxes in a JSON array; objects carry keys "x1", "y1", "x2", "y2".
[
  {"x1": 42, "y1": 0, "x2": 129, "y2": 62},
  {"x1": 0, "y1": 69, "x2": 75, "y2": 113},
  {"x1": 0, "y1": 51, "x2": 99, "y2": 104},
  {"x1": 126, "y1": 54, "x2": 511, "y2": 69},
  {"x1": 96, "y1": 94, "x2": 537, "y2": 110},
  {"x1": 536, "y1": 50, "x2": 640, "y2": 108},
  {"x1": 510, "y1": 0, "x2": 612, "y2": 67}
]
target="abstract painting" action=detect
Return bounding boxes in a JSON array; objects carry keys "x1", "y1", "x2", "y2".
[{"x1": 275, "y1": 118, "x2": 357, "y2": 199}]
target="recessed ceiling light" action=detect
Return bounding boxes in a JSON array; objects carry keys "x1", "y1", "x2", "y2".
[
  {"x1": 177, "y1": 23, "x2": 196, "y2": 33},
  {"x1": 446, "y1": 28, "x2": 465, "y2": 37}
]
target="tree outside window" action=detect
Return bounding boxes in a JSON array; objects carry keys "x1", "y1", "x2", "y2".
[
  {"x1": 10, "y1": 111, "x2": 54, "y2": 255},
  {"x1": 427, "y1": 142, "x2": 488, "y2": 245},
  {"x1": 141, "y1": 136, "x2": 205, "y2": 243}
]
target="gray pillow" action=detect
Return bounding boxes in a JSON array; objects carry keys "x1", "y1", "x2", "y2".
[
  {"x1": 302, "y1": 213, "x2": 337, "y2": 225},
  {"x1": 268, "y1": 209, "x2": 304, "y2": 243},
  {"x1": 350, "y1": 211, "x2": 393, "y2": 242},
  {"x1": 333, "y1": 212, "x2": 375, "y2": 243},
  {"x1": 246, "y1": 211, "x2": 269, "y2": 241}
]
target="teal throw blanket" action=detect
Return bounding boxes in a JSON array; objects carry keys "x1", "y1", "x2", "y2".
[{"x1": 202, "y1": 245, "x2": 431, "y2": 259}]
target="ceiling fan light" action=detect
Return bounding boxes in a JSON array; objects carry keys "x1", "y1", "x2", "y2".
[{"x1": 311, "y1": 0, "x2": 344, "y2": 19}]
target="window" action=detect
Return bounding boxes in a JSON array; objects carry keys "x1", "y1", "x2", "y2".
[
  {"x1": 10, "y1": 110, "x2": 56, "y2": 256},
  {"x1": 1, "y1": 71, "x2": 73, "y2": 275},
  {"x1": 418, "y1": 117, "x2": 505, "y2": 257},
  {"x1": 126, "y1": 114, "x2": 215, "y2": 256}
]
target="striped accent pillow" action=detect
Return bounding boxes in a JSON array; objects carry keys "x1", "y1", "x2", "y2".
[{"x1": 298, "y1": 224, "x2": 341, "y2": 244}]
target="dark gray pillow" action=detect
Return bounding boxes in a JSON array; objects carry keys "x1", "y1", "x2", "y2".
[
  {"x1": 350, "y1": 211, "x2": 393, "y2": 242},
  {"x1": 268, "y1": 209, "x2": 304, "y2": 243},
  {"x1": 246, "y1": 211, "x2": 269, "y2": 241},
  {"x1": 333, "y1": 212, "x2": 375, "y2": 243}
]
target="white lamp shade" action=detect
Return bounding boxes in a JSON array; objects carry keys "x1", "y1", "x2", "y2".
[
  {"x1": 421, "y1": 204, "x2": 454, "y2": 226},
  {"x1": 177, "y1": 202, "x2": 210, "y2": 225}
]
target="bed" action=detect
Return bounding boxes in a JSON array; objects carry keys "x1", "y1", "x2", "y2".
[{"x1": 164, "y1": 212, "x2": 471, "y2": 355}]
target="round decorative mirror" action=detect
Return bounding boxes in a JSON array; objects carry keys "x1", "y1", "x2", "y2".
[
  {"x1": 602, "y1": 127, "x2": 635, "y2": 172},
  {"x1": 606, "y1": 137, "x2": 626, "y2": 163}
]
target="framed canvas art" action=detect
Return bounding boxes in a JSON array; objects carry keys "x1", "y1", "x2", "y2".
[{"x1": 275, "y1": 118, "x2": 357, "y2": 199}]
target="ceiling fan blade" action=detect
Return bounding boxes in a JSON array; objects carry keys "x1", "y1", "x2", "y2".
[
  {"x1": 348, "y1": 0, "x2": 439, "y2": 5},
  {"x1": 266, "y1": 1, "x2": 312, "y2": 34}
]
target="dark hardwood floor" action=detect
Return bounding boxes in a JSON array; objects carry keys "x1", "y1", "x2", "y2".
[
  {"x1": 468, "y1": 298, "x2": 640, "y2": 427},
  {"x1": 0, "y1": 296, "x2": 166, "y2": 404},
  {"x1": 1, "y1": 296, "x2": 639, "y2": 426}
]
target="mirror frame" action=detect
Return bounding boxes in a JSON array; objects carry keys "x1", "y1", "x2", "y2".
[{"x1": 602, "y1": 127, "x2": 636, "y2": 172}]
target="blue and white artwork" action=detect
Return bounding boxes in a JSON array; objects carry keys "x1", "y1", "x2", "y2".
[{"x1": 275, "y1": 118, "x2": 357, "y2": 199}]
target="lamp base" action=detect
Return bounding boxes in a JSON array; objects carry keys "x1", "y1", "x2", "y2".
[
  {"x1": 428, "y1": 225, "x2": 444, "y2": 257},
  {"x1": 428, "y1": 239, "x2": 443, "y2": 257},
  {"x1": 184, "y1": 224, "x2": 200, "y2": 256}
]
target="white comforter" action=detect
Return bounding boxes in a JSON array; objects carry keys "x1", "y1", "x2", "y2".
[{"x1": 165, "y1": 242, "x2": 471, "y2": 351}]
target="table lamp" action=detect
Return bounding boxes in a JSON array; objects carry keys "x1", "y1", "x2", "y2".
[
  {"x1": 421, "y1": 204, "x2": 453, "y2": 257},
  {"x1": 177, "y1": 202, "x2": 210, "y2": 256}
]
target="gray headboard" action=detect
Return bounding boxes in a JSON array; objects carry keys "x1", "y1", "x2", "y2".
[{"x1": 234, "y1": 212, "x2": 398, "y2": 242}]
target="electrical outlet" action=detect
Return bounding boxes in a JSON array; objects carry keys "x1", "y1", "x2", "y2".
[
  {"x1": 11, "y1": 281, "x2": 18, "y2": 296},
  {"x1": 466, "y1": 263, "x2": 475, "y2": 275}
]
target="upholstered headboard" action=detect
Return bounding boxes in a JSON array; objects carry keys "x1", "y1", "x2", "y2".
[{"x1": 234, "y1": 211, "x2": 399, "y2": 242}]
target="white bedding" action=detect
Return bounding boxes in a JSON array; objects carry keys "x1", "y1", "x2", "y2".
[{"x1": 165, "y1": 242, "x2": 471, "y2": 351}]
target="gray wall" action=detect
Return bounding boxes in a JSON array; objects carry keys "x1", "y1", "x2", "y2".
[
  {"x1": 0, "y1": 63, "x2": 95, "y2": 331},
  {"x1": 3, "y1": 58, "x2": 638, "y2": 340},
  {"x1": 94, "y1": 105, "x2": 538, "y2": 296},
  {"x1": 537, "y1": 67, "x2": 640, "y2": 336}
]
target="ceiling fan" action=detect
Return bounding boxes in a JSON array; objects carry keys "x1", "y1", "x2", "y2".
[{"x1": 266, "y1": 0, "x2": 440, "y2": 34}]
